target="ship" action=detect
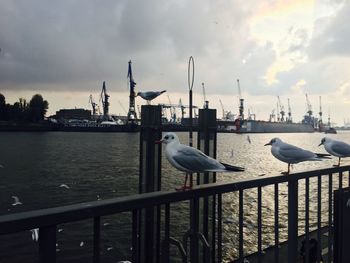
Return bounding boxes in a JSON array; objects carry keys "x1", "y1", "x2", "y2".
[{"x1": 217, "y1": 119, "x2": 314, "y2": 133}]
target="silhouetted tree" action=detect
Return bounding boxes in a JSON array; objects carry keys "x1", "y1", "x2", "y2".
[{"x1": 28, "y1": 94, "x2": 48, "y2": 122}]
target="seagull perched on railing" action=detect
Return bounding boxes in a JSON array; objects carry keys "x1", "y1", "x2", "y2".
[
  {"x1": 155, "y1": 132, "x2": 244, "y2": 191},
  {"x1": 319, "y1": 137, "x2": 350, "y2": 167},
  {"x1": 136, "y1": 90, "x2": 166, "y2": 104},
  {"x1": 265, "y1": 137, "x2": 330, "y2": 174}
]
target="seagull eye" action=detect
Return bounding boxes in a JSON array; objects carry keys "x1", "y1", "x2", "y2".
[{"x1": 171, "y1": 136, "x2": 174, "y2": 139}]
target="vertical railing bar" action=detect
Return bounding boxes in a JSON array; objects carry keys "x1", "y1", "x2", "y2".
[
  {"x1": 328, "y1": 173, "x2": 333, "y2": 263},
  {"x1": 239, "y1": 189, "x2": 244, "y2": 263},
  {"x1": 190, "y1": 197, "x2": 199, "y2": 262},
  {"x1": 93, "y1": 216, "x2": 101, "y2": 263},
  {"x1": 162, "y1": 203, "x2": 170, "y2": 262},
  {"x1": 257, "y1": 186, "x2": 262, "y2": 263},
  {"x1": 132, "y1": 209, "x2": 139, "y2": 263},
  {"x1": 217, "y1": 194, "x2": 222, "y2": 263},
  {"x1": 305, "y1": 177, "x2": 310, "y2": 263},
  {"x1": 317, "y1": 175, "x2": 322, "y2": 263},
  {"x1": 39, "y1": 225, "x2": 57, "y2": 263},
  {"x1": 156, "y1": 205, "x2": 161, "y2": 263},
  {"x1": 211, "y1": 194, "x2": 217, "y2": 263},
  {"x1": 274, "y1": 183, "x2": 279, "y2": 263},
  {"x1": 348, "y1": 170, "x2": 350, "y2": 187},
  {"x1": 339, "y1": 171, "x2": 343, "y2": 189},
  {"x1": 288, "y1": 178, "x2": 298, "y2": 263}
]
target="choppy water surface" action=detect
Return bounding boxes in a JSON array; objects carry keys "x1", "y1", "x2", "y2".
[{"x1": 0, "y1": 131, "x2": 349, "y2": 262}]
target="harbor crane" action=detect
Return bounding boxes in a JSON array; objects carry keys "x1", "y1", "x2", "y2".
[
  {"x1": 202, "y1": 82, "x2": 208, "y2": 109},
  {"x1": 167, "y1": 95, "x2": 176, "y2": 122},
  {"x1": 118, "y1": 100, "x2": 128, "y2": 115},
  {"x1": 305, "y1": 93, "x2": 312, "y2": 117},
  {"x1": 88, "y1": 95, "x2": 98, "y2": 116},
  {"x1": 319, "y1": 96, "x2": 323, "y2": 124},
  {"x1": 287, "y1": 98, "x2": 292, "y2": 123},
  {"x1": 99, "y1": 81, "x2": 110, "y2": 118},
  {"x1": 269, "y1": 109, "x2": 276, "y2": 122},
  {"x1": 219, "y1": 99, "x2": 225, "y2": 119},
  {"x1": 127, "y1": 60, "x2": 138, "y2": 123},
  {"x1": 237, "y1": 79, "x2": 244, "y2": 120},
  {"x1": 277, "y1": 96, "x2": 285, "y2": 122}
]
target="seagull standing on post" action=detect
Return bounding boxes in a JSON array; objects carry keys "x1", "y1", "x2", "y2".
[
  {"x1": 136, "y1": 90, "x2": 166, "y2": 104},
  {"x1": 319, "y1": 137, "x2": 350, "y2": 167},
  {"x1": 264, "y1": 137, "x2": 330, "y2": 174},
  {"x1": 155, "y1": 132, "x2": 244, "y2": 191}
]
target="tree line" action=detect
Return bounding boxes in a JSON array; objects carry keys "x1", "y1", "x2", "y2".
[{"x1": 0, "y1": 93, "x2": 49, "y2": 123}]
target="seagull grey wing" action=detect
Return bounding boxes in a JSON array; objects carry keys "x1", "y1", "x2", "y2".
[
  {"x1": 173, "y1": 147, "x2": 222, "y2": 172},
  {"x1": 278, "y1": 144, "x2": 315, "y2": 162},
  {"x1": 331, "y1": 141, "x2": 350, "y2": 156}
]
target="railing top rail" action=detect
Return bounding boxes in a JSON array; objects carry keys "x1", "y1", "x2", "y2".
[{"x1": 1, "y1": 165, "x2": 349, "y2": 235}]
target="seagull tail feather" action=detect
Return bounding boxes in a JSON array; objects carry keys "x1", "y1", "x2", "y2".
[
  {"x1": 315, "y1": 153, "x2": 332, "y2": 159},
  {"x1": 160, "y1": 90, "x2": 166, "y2": 94},
  {"x1": 220, "y1": 162, "x2": 245, "y2": 171}
]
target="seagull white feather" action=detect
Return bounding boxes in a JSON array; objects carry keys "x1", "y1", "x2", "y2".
[
  {"x1": 319, "y1": 137, "x2": 350, "y2": 166},
  {"x1": 265, "y1": 137, "x2": 330, "y2": 174},
  {"x1": 156, "y1": 132, "x2": 244, "y2": 190}
]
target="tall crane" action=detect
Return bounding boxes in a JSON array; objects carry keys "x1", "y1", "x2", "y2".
[
  {"x1": 127, "y1": 60, "x2": 137, "y2": 123},
  {"x1": 219, "y1": 99, "x2": 225, "y2": 119},
  {"x1": 88, "y1": 95, "x2": 98, "y2": 116},
  {"x1": 202, "y1": 82, "x2": 208, "y2": 109},
  {"x1": 237, "y1": 79, "x2": 244, "y2": 120},
  {"x1": 277, "y1": 96, "x2": 285, "y2": 122},
  {"x1": 305, "y1": 93, "x2": 312, "y2": 117},
  {"x1": 179, "y1": 98, "x2": 186, "y2": 119},
  {"x1": 100, "y1": 81, "x2": 110, "y2": 118},
  {"x1": 167, "y1": 95, "x2": 176, "y2": 122},
  {"x1": 319, "y1": 96, "x2": 323, "y2": 123},
  {"x1": 287, "y1": 98, "x2": 292, "y2": 123}
]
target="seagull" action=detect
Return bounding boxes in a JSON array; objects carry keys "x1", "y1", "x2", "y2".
[
  {"x1": 264, "y1": 137, "x2": 330, "y2": 174},
  {"x1": 11, "y1": 196, "x2": 23, "y2": 206},
  {"x1": 155, "y1": 132, "x2": 244, "y2": 190},
  {"x1": 319, "y1": 137, "x2": 350, "y2": 167},
  {"x1": 136, "y1": 90, "x2": 166, "y2": 104},
  {"x1": 59, "y1": 184, "x2": 70, "y2": 189}
]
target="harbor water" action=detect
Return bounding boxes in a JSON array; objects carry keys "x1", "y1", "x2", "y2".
[{"x1": 0, "y1": 131, "x2": 349, "y2": 262}]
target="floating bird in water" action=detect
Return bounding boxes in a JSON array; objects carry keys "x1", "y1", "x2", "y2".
[
  {"x1": 155, "y1": 132, "x2": 244, "y2": 190},
  {"x1": 80, "y1": 241, "x2": 84, "y2": 247},
  {"x1": 319, "y1": 137, "x2": 350, "y2": 167},
  {"x1": 59, "y1": 184, "x2": 70, "y2": 189},
  {"x1": 265, "y1": 138, "x2": 330, "y2": 174},
  {"x1": 11, "y1": 196, "x2": 23, "y2": 206},
  {"x1": 30, "y1": 228, "x2": 39, "y2": 242},
  {"x1": 136, "y1": 90, "x2": 166, "y2": 104}
]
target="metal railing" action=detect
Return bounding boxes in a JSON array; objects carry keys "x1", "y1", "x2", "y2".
[{"x1": 0, "y1": 165, "x2": 349, "y2": 262}]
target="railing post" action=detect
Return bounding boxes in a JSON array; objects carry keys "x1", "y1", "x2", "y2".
[
  {"x1": 197, "y1": 108, "x2": 217, "y2": 262},
  {"x1": 288, "y1": 179, "x2": 298, "y2": 263},
  {"x1": 139, "y1": 105, "x2": 162, "y2": 263},
  {"x1": 39, "y1": 225, "x2": 56, "y2": 263}
]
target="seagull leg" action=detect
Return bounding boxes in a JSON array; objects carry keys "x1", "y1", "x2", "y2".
[
  {"x1": 175, "y1": 173, "x2": 192, "y2": 191},
  {"x1": 282, "y1": 164, "x2": 290, "y2": 175},
  {"x1": 333, "y1": 157, "x2": 341, "y2": 167}
]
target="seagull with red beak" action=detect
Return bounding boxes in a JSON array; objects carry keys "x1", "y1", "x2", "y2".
[{"x1": 155, "y1": 132, "x2": 244, "y2": 191}]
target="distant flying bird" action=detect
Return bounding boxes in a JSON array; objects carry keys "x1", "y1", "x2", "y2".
[
  {"x1": 155, "y1": 132, "x2": 244, "y2": 190},
  {"x1": 319, "y1": 137, "x2": 350, "y2": 166},
  {"x1": 59, "y1": 184, "x2": 70, "y2": 189},
  {"x1": 265, "y1": 137, "x2": 330, "y2": 174},
  {"x1": 136, "y1": 90, "x2": 166, "y2": 104},
  {"x1": 80, "y1": 241, "x2": 84, "y2": 247},
  {"x1": 11, "y1": 196, "x2": 23, "y2": 206}
]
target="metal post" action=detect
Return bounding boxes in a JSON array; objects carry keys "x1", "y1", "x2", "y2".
[
  {"x1": 288, "y1": 179, "x2": 298, "y2": 263},
  {"x1": 39, "y1": 225, "x2": 56, "y2": 263},
  {"x1": 197, "y1": 108, "x2": 217, "y2": 262},
  {"x1": 139, "y1": 105, "x2": 162, "y2": 263}
]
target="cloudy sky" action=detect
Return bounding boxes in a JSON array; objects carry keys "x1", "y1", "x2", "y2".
[{"x1": 1, "y1": 0, "x2": 349, "y2": 124}]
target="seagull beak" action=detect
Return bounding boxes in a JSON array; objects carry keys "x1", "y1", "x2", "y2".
[
  {"x1": 264, "y1": 142, "x2": 271, "y2": 146},
  {"x1": 155, "y1": 139, "x2": 163, "y2": 144},
  {"x1": 318, "y1": 142, "x2": 323, "y2": 146}
]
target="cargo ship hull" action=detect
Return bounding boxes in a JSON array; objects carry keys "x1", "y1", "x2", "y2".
[{"x1": 218, "y1": 120, "x2": 315, "y2": 133}]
